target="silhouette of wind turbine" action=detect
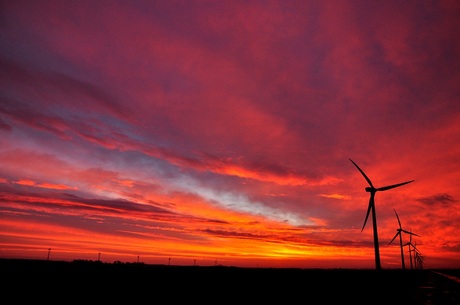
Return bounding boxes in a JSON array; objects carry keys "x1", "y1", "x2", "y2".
[
  {"x1": 388, "y1": 209, "x2": 420, "y2": 270},
  {"x1": 349, "y1": 158, "x2": 414, "y2": 270},
  {"x1": 410, "y1": 239, "x2": 422, "y2": 269},
  {"x1": 404, "y1": 233, "x2": 419, "y2": 269},
  {"x1": 415, "y1": 252, "x2": 424, "y2": 270}
]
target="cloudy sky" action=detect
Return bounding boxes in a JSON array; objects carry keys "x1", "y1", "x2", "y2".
[{"x1": 1, "y1": 0, "x2": 459, "y2": 269}]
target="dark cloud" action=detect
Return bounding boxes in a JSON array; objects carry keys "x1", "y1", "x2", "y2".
[
  {"x1": 416, "y1": 193, "x2": 457, "y2": 206},
  {"x1": 0, "y1": 117, "x2": 12, "y2": 131},
  {"x1": 0, "y1": 56, "x2": 127, "y2": 119},
  {"x1": 439, "y1": 242, "x2": 460, "y2": 252}
]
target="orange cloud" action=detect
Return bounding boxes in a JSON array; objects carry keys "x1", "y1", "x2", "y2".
[
  {"x1": 15, "y1": 179, "x2": 77, "y2": 190},
  {"x1": 318, "y1": 193, "x2": 351, "y2": 200}
]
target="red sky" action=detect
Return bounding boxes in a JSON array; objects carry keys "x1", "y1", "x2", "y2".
[{"x1": 1, "y1": 0, "x2": 459, "y2": 269}]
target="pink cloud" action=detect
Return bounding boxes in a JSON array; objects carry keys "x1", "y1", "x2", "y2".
[{"x1": 14, "y1": 179, "x2": 77, "y2": 190}]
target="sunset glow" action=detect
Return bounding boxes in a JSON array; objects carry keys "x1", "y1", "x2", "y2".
[{"x1": 1, "y1": 0, "x2": 459, "y2": 269}]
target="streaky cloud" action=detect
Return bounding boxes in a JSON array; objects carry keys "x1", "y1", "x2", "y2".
[{"x1": 416, "y1": 193, "x2": 456, "y2": 206}]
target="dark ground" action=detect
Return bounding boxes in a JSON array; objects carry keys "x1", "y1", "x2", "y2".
[{"x1": 1, "y1": 258, "x2": 459, "y2": 304}]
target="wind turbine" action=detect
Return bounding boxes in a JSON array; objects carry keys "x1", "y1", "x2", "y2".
[
  {"x1": 388, "y1": 209, "x2": 420, "y2": 269},
  {"x1": 411, "y1": 240, "x2": 423, "y2": 270},
  {"x1": 404, "y1": 233, "x2": 419, "y2": 270},
  {"x1": 349, "y1": 158, "x2": 414, "y2": 270}
]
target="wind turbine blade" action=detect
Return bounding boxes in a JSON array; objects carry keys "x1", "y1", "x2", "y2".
[
  {"x1": 388, "y1": 232, "x2": 400, "y2": 245},
  {"x1": 401, "y1": 229, "x2": 420, "y2": 237},
  {"x1": 349, "y1": 158, "x2": 374, "y2": 188},
  {"x1": 377, "y1": 180, "x2": 414, "y2": 191},
  {"x1": 361, "y1": 198, "x2": 372, "y2": 232},
  {"x1": 394, "y1": 209, "x2": 402, "y2": 228}
]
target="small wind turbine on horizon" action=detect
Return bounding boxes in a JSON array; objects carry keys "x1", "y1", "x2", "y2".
[
  {"x1": 349, "y1": 158, "x2": 414, "y2": 271},
  {"x1": 405, "y1": 233, "x2": 419, "y2": 270},
  {"x1": 388, "y1": 209, "x2": 420, "y2": 270},
  {"x1": 410, "y1": 239, "x2": 423, "y2": 269}
]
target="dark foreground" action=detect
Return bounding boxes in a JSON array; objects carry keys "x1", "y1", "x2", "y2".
[{"x1": 2, "y1": 259, "x2": 459, "y2": 304}]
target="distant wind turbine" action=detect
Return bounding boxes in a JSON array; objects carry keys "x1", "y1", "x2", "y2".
[
  {"x1": 349, "y1": 158, "x2": 414, "y2": 270},
  {"x1": 404, "y1": 233, "x2": 419, "y2": 270},
  {"x1": 412, "y1": 241, "x2": 424, "y2": 270},
  {"x1": 388, "y1": 209, "x2": 420, "y2": 270},
  {"x1": 409, "y1": 239, "x2": 422, "y2": 269}
]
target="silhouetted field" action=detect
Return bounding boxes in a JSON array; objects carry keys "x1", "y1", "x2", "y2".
[{"x1": 2, "y1": 258, "x2": 459, "y2": 304}]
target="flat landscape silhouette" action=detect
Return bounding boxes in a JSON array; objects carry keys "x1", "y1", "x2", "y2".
[{"x1": 2, "y1": 258, "x2": 459, "y2": 304}]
